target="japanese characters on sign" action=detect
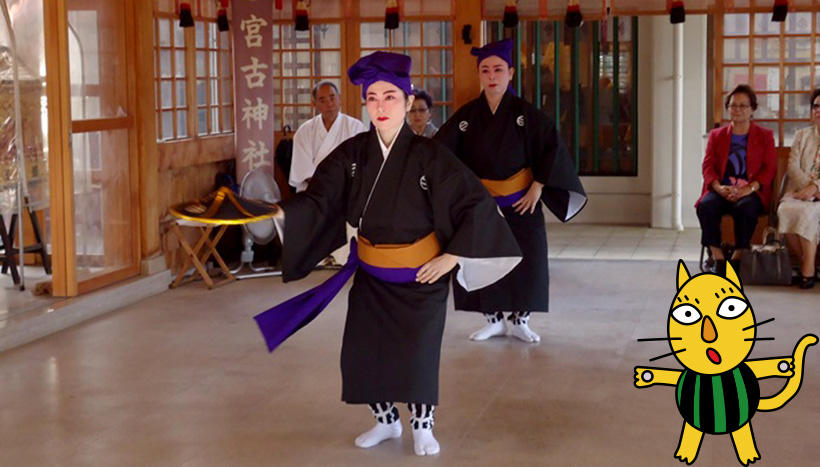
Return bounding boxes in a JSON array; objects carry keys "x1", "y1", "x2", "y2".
[{"x1": 232, "y1": 1, "x2": 274, "y2": 179}]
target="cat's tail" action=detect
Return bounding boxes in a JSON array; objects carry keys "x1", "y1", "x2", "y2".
[{"x1": 758, "y1": 334, "x2": 817, "y2": 412}]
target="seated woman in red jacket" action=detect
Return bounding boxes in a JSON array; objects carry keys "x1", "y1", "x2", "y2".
[{"x1": 696, "y1": 84, "x2": 777, "y2": 275}]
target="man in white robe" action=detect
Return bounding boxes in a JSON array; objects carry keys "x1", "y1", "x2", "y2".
[{"x1": 289, "y1": 81, "x2": 367, "y2": 264}]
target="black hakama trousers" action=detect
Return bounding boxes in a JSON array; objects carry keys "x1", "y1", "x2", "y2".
[
  {"x1": 453, "y1": 205, "x2": 548, "y2": 313},
  {"x1": 341, "y1": 271, "x2": 448, "y2": 405}
]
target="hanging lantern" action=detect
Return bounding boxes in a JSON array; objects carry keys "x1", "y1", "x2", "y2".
[
  {"x1": 179, "y1": 2, "x2": 194, "y2": 28},
  {"x1": 275, "y1": 0, "x2": 283, "y2": 10},
  {"x1": 670, "y1": 1, "x2": 686, "y2": 24},
  {"x1": 295, "y1": 0, "x2": 309, "y2": 31},
  {"x1": 216, "y1": 0, "x2": 229, "y2": 32},
  {"x1": 565, "y1": 0, "x2": 583, "y2": 29},
  {"x1": 503, "y1": 0, "x2": 519, "y2": 29},
  {"x1": 385, "y1": 0, "x2": 400, "y2": 30},
  {"x1": 772, "y1": 0, "x2": 788, "y2": 22}
]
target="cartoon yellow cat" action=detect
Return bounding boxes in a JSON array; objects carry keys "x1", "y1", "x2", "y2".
[{"x1": 634, "y1": 260, "x2": 816, "y2": 465}]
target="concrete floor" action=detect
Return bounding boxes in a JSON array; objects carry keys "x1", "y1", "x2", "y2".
[{"x1": 0, "y1": 255, "x2": 818, "y2": 466}]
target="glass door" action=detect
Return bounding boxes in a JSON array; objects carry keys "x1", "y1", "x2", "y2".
[{"x1": 66, "y1": 0, "x2": 138, "y2": 292}]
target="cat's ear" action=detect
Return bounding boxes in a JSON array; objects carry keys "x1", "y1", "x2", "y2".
[
  {"x1": 677, "y1": 259, "x2": 690, "y2": 290},
  {"x1": 725, "y1": 259, "x2": 743, "y2": 290}
]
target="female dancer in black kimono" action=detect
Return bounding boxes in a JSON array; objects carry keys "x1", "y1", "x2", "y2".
[
  {"x1": 258, "y1": 51, "x2": 521, "y2": 456},
  {"x1": 436, "y1": 39, "x2": 587, "y2": 344}
]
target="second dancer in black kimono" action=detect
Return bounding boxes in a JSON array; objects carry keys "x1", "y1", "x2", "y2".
[
  {"x1": 436, "y1": 39, "x2": 587, "y2": 344},
  {"x1": 255, "y1": 51, "x2": 521, "y2": 456}
]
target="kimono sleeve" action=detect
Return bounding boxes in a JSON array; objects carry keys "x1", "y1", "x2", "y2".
[
  {"x1": 530, "y1": 111, "x2": 588, "y2": 222},
  {"x1": 278, "y1": 145, "x2": 349, "y2": 282},
  {"x1": 425, "y1": 143, "x2": 522, "y2": 291}
]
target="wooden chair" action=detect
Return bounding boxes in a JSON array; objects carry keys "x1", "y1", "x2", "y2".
[{"x1": 0, "y1": 196, "x2": 52, "y2": 288}]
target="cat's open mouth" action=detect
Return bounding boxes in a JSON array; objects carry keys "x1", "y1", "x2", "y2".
[{"x1": 706, "y1": 348, "x2": 722, "y2": 364}]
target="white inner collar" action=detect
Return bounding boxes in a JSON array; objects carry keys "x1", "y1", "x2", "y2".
[{"x1": 376, "y1": 123, "x2": 404, "y2": 159}]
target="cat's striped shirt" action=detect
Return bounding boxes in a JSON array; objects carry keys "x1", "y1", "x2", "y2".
[{"x1": 675, "y1": 363, "x2": 760, "y2": 434}]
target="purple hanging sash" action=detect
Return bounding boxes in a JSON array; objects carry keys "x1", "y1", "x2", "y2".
[
  {"x1": 254, "y1": 234, "x2": 440, "y2": 352},
  {"x1": 481, "y1": 167, "x2": 534, "y2": 208},
  {"x1": 492, "y1": 190, "x2": 527, "y2": 208}
]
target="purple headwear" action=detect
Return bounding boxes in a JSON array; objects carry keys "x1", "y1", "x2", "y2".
[
  {"x1": 348, "y1": 51, "x2": 413, "y2": 99},
  {"x1": 471, "y1": 38, "x2": 514, "y2": 68}
]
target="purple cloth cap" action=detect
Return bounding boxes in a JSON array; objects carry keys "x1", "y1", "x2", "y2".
[
  {"x1": 471, "y1": 38, "x2": 514, "y2": 68},
  {"x1": 348, "y1": 51, "x2": 413, "y2": 99}
]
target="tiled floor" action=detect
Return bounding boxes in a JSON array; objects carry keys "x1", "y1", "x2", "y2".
[
  {"x1": 1, "y1": 225, "x2": 818, "y2": 466},
  {"x1": 548, "y1": 224, "x2": 702, "y2": 262}
]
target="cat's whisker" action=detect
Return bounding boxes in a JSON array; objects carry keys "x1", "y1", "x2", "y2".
[
  {"x1": 637, "y1": 337, "x2": 682, "y2": 342},
  {"x1": 649, "y1": 348, "x2": 686, "y2": 362},
  {"x1": 742, "y1": 317, "x2": 775, "y2": 331},
  {"x1": 745, "y1": 337, "x2": 775, "y2": 341}
]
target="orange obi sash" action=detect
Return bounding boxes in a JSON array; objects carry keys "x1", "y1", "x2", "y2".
[
  {"x1": 480, "y1": 168, "x2": 534, "y2": 207},
  {"x1": 357, "y1": 232, "x2": 441, "y2": 269}
]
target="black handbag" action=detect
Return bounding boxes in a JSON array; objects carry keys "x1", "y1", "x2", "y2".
[{"x1": 739, "y1": 227, "x2": 792, "y2": 285}]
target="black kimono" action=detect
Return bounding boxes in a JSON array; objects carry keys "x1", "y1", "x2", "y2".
[
  {"x1": 435, "y1": 91, "x2": 587, "y2": 313},
  {"x1": 279, "y1": 124, "x2": 521, "y2": 405}
]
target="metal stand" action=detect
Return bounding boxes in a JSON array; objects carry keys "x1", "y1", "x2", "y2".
[{"x1": 230, "y1": 232, "x2": 282, "y2": 279}]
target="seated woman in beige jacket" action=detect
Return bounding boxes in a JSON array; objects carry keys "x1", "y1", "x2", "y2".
[{"x1": 777, "y1": 88, "x2": 820, "y2": 289}]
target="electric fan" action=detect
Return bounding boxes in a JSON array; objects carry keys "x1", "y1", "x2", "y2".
[{"x1": 231, "y1": 168, "x2": 282, "y2": 279}]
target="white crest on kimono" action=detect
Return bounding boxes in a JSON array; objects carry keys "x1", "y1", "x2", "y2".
[
  {"x1": 419, "y1": 175, "x2": 428, "y2": 191},
  {"x1": 516, "y1": 115, "x2": 525, "y2": 127},
  {"x1": 458, "y1": 121, "x2": 469, "y2": 132}
]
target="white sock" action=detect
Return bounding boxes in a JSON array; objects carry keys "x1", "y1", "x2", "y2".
[
  {"x1": 412, "y1": 428, "x2": 440, "y2": 456},
  {"x1": 354, "y1": 420, "x2": 402, "y2": 448},
  {"x1": 509, "y1": 322, "x2": 541, "y2": 343},
  {"x1": 469, "y1": 312, "x2": 507, "y2": 341}
]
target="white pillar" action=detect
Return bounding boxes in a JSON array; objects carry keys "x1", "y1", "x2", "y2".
[{"x1": 672, "y1": 22, "x2": 684, "y2": 231}]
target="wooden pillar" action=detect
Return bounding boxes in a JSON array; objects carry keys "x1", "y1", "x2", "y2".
[
  {"x1": 134, "y1": 0, "x2": 161, "y2": 258},
  {"x1": 43, "y1": 0, "x2": 77, "y2": 296},
  {"x1": 342, "y1": 1, "x2": 362, "y2": 119},
  {"x1": 453, "y1": 0, "x2": 482, "y2": 109}
]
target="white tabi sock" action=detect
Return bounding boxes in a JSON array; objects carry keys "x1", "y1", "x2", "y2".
[
  {"x1": 508, "y1": 312, "x2": 540, "y2": 343},
  {"x1": 412, "y1": 428, "x2": 440, "y2": 456},
  {"x1": 356, "y1": 403, "x2": 402, "y2": 448},
  {"x1": 409, "y1": 403, "x2": 439, "y2": 456},
  {"x1": 355, "y1": 421, "x2": 402, "y2": 448},
  {"x1": 469, "y1": 312, "x2": 507, "y2": 341}
]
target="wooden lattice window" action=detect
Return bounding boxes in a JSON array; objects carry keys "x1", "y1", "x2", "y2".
[
  {"x1": 195, "y1": 20, "x2": 234, "y2": 136},
  {"x1": 716, "y1": 11, "x2": 820, "y2": 147},
  {"x1": 154, "y1": 12, "x2": 189, "y2": 141},
  {"x1": 359, "y1": 20, "x2": 454, "y2": 127},
  {"x1": 154, "y1": 0, "x2": 234, "y2": 141},
  {"x1": 271, "y1": 23, "x2": 344, "y2": 130}
]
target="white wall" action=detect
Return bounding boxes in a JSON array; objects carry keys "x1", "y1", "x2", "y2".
[{"x1": 551, "y1": 16, "x2": 708, "y2": 228}]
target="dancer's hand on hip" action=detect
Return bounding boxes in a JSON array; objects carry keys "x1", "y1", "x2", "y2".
[
  {"x1": 416, "y1": 253, "x2": 458, "y2": 284},
  {"x1": 512, "y1": 181, "x2": 543, "y2": 215}
]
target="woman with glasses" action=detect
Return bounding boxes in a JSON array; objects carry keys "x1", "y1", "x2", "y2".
[
  {"x1": 776, "y1": 88, "x2": 820, "y2": 289},
  {"x1": 408, "y1": 89, "x2": 438, "y2": 137},
  {"x1": 696, "y1": 84, "x2": 777, "y2": 276}
]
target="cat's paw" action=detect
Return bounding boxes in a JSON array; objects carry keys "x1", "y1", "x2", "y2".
[
  {"x1": 736, "y1": 448, "x2": 760, "y2": 466},
  {"x1": 674, "y1": 452, "x2": 697, "y2": 465},
  {"x1": 634, "y1": 367, "x2": 655, "y2": 387},
  {"x1": 776, "y1": 357, "x2": 794, "y2": 377}
]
